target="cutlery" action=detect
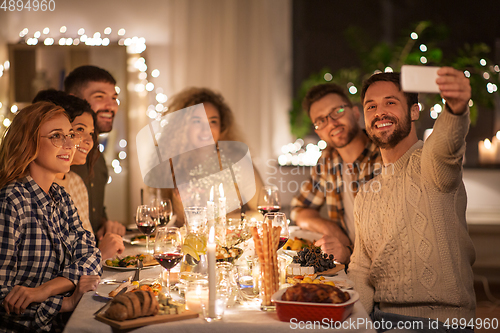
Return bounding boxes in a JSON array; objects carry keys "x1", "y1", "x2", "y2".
[
  {"x1": 133, "y1": 259, "x2": 143, "y2": 282},
  {"x1": 93, "y1": 288, "x2": 126, "y2": 315}
]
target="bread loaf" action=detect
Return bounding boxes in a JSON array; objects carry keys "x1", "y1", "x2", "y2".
[{"x1": 105, "y1": 290, "x2": 159, "y2": 321}]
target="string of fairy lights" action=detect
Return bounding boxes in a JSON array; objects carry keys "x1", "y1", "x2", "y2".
[
  {"x1": 0, "y1": 29, "x2": 498, "y2": 167},
  {"x1": 0, "y1": 25, "x2": 170, "y2": 181}
]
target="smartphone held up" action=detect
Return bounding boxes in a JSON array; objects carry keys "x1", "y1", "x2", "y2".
[{"x1": 401, "y1": 65, "x2": 441, "y2": 93}]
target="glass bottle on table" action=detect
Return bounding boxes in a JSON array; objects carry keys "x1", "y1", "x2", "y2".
[
  {"x1": 136, "y1": 205, "x2": 158, "y2": 254},
  {"x1": 154, "y1": 227, "x2": 183, "y2": 298},
  {"x1": 257, "y1": 185, "x2": 281, "y2": 216}
]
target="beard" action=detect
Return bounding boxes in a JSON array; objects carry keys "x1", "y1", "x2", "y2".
[
  {"x1": 96, "y1": 110, "x2": 114, "y2": 133},
  {"x1": 327, "y1": 121, "x2": 360, "y2": 149},
  {"x1": 366, "y1": 113, "x2": 411, "y2": 149}
]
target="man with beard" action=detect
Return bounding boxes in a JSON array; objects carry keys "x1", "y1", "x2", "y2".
[
  {"x1": 348, "y1": 68, "x2": 475, "y2": 332},
  {"x1": 64, "y1": 65, "x2": 126, "y2": 239},
  {"x1": 291, "y1": 83, "x2": 382, "y2": 264}
]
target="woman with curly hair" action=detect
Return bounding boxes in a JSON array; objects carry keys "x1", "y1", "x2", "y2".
[{"x1": 150, "y1": 87, "x2": 263, "y2": 227}]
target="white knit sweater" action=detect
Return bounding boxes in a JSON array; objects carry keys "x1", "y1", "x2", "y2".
[{"x1": 348, "y1": 107, "x2": 476, "y2": 322}]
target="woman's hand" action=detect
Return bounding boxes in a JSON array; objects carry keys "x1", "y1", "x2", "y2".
[
  {"x1": 2, "y1": 284, "x2": 51, "y2": 315},
  {"x1": 61, "y1": 275, "x2": 100, "y2": 312}
]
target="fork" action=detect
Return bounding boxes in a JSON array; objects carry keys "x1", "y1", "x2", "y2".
[{"x1": 133, "y1": 260, "x2": 143, "y2": 282}]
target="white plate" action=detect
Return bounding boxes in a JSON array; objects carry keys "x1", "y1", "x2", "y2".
[
  {"x1": 322, "y1": 276, "x2": 355, "y2": 290},
  {"x1": 122, "y1": 234, "x2": 155, "y2": 246},
  {"x1": 103, "y1": 263, "x2": 157, "y2": 271}
]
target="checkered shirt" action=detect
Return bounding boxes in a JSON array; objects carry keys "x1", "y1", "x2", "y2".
[
  {"x1": 0, "y1": 176, "x2": 102, "y2": 332},
  {"x1": 290, "y1": 135, "x2": 382, "y2": 240}
]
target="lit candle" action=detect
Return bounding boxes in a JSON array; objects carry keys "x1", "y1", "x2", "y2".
[
  {"x1": 218, "y1": 183, "x2": 226, "y2": 226},
  {"x1": 185, "y1": 288, "x2": 208, "y2": 314},
  {"x1": 207, "y1": 226, "x2": 216, "y2": 318},
  {"x1": 207, "y1": 186, "x2": 215, "y2": 227},
  {"x1": 478, "y1": 139, "x2": 497, "y2": 164}
]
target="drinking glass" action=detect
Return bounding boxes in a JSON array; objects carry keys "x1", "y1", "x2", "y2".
[
  {"x1": 257, "y1": 185, "x2": 281, "y2": 216},
  {"x1": 156, "y1": 198, "x2": 173, "y2": 227},
  {"x1": 264, "y1": 212, "x2": 289, "y2": 250},
  {"x1": 136, "y1": 205, "x2": 158, "y2": 254},
  {"x1": 154, "y1": 227, "x2": 183, "y2": 298}
]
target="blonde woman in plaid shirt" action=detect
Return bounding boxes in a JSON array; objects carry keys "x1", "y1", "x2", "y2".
[
  {"x1": 291, "y1": 83, "x2": 382, "y2": 264},
  {"x1": 0, "y1": 102, "x2": 102, "y2": 332},
  {"x1": 33, "y1": 90, "x2": 125, "y2": 261}
]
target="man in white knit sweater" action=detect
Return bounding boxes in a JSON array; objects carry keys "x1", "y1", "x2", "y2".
[{"x1": 348, "y1": 67, "x2": 475, "y2": 332}]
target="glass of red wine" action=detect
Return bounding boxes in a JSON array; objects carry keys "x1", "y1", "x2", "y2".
[
  {"x1": 257, "y1": 185, "x2": 281, "y2": 216},
  {"x1": 136, "y1": 205, "x2": 158, "y2": 254},
  {"x1": 263, "y1": 212, "x2": 289, "y2": 250},
  {"x1": 154, "y1": 226, "x2": 183, "y2": 298}
]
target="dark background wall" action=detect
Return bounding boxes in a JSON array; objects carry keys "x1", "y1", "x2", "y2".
[{"x1": 292, "y1": 0, "x2": 500, "y2": 167}]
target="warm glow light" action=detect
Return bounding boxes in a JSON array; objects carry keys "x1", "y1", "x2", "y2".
[
  {"x1": 146, "y1": 82, "x2": 154, "y2": 91},
  {"x1": 34, "y1": 31, "x2": 41, "y2": 38},
  {"x1": 151, "y1": 69, "x2": 160, "y2": 77},
  {"x1": 43, "y1": 27, "x2": 49, "y2": 34},
  {"x1": 418, "y1": 103, "x2": 424, "y2": 111},
  {"x1": 324, "y1": 73, "x2": 333, "y2": 81},
  {"x1": 483, "y1": 72, "x2": 490, "y2": 80},
  {"x1": 104, "y1": 27, "x2": 112, "y2": 35},
  {"x1": 119, "y1": 139, "x2": 127, "y2": 148},
  {"x1": 484, "y1": 139, "x2": 492, "y2": 149},
  {"x1": 349, "y1": 86, "x2": 357, "y2": 94},
  {"x1": 78, "y1": 28, "x2": 85, "y2": 35},
  {"x1": 318, "y1": 140, "x2": 327, "y2": 150},
  {"x1": 430, "y1": 110, "x2": 438, "y2": 119},
  {"x1": 115, "y1": 86, "x2": 121, "y2": 94},
  {"x1": 11, "y1": 105, "x2": 18, "y2": 113},
  {"x1": 480, "y1": 59, "x2": 487, "y2": 66},
  {"x1": 464, "y1": 70, "x2": 470, "y2": 78},
  {"x1": 420, "y1": 56, "x2": 428, "y2": 64},
  {"x1": 118, "y1": 151, "x2": 127, "y2": 160},
  {"x1": 60, "y1": 26, "x2": 67, "y2": 33},
  {"x1": 410, "y1": 32, "x2": 418, "y2": 39},
  {"x1": 118, "y1": 28, "x2": 126, "y2": 36},
  {"x1": 44, "y1": 38, "x2": 54, "y2": 45},
  {"x1": 385, "y1": 67, "x2": 393, "y2": 72},
  {"x1": 3, "y1": 118, "x2": 11, "y2": 127},
  {"x1": 496, "y1": 131, "x2": 500, "y2": 141},
  {"x1": 434, "y1": 104, "x2": 442, "y2": 113},
  {"x1": 419, "y1": 44, "x2": 427, "y2": 52}
]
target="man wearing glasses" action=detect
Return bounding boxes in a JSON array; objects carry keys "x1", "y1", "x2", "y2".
[{"x1": 291, "y1": 83, "x2": 382, "y2": 264}]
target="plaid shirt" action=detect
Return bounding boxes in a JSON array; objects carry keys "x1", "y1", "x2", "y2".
[
  {"x1": 291, "y1": 134, "x2": 382, "y2": 241},
  {"x1": 0, "y1": 176, "x2": 102, "y2": 332}
]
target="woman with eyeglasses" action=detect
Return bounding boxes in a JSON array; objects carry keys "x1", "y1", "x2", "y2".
[
  {"x1": 33, "y1": 89, "x2": 125, "y2": 260},
  {"x1": 0, "y1": 102, "x2": 101, "y2": 333}
]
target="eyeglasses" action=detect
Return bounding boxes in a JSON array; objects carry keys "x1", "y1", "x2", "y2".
[
  {"x1": 313, "y1": 104, "x2": 349, "y2": 130},
  {"x1": 41, "y1": 131, "x2": 82, "y2": 148}
]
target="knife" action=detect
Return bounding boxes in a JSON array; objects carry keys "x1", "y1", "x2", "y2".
[{"x1": 93, "y1": 287, "x2": 127, "y2": 316}]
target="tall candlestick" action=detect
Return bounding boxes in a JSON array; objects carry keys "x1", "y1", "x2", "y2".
[
  {"x1": 218, "y1": 183, "x2": 226, "y2": 226},
  {"x1": 207, "y1": 186, "x2": 215, "y2": 227},
  {"x1": 207, "y1": 226, "x2": 216, "y2": 318}
]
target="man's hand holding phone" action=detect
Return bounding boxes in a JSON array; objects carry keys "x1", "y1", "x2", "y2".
[{"x1": 401, "y1": 65, "x2": 470, "y2": 115}]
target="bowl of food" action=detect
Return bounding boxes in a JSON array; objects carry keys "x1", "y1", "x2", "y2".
[{"x1": 271, "y1": 284, "x2": 358, "y2": 323}]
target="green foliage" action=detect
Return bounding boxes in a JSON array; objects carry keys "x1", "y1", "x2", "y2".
[{"x1": 290, "y1": 21, "x2": 499, "y2": 139}]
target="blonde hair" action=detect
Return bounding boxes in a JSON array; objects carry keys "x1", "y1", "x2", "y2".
[{"x1": 0, "y1": 102, "x2": 67, "y2": 188}]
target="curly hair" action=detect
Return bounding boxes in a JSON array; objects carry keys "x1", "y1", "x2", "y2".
[
  {"x1": 165, "y1": 87, "x2": 240, "y2": 142},
  {"x1": 0, "y1": 102, "x2": 68, "y2": 188}
]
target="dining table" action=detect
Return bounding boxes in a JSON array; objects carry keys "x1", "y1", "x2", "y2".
[{"x1": 63, "y1": 227, "x2": 376, "y2": 333}]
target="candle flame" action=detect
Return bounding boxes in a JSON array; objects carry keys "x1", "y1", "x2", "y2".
[
  {"x1": 485, "y1": 139, "x2": 492, "y2": 149},
  {"x1": 219, "y1": 183, "x2": 224, "y2": 198},
  {"x1": 210, "y1": 186, "x2": 214, "y2": 202},
  {"x1": 209, "y1": 226, "x2": 215, "y2": 244}
]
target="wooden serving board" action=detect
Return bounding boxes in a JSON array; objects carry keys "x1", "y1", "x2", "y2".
[
  {"x1": 95, "y1": 310, "x2": 199, "y2": 329},
  {"x1": 317, "y1": 264, "x2": 345, "y2": 276}
]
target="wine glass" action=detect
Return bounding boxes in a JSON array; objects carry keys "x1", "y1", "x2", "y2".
[
  {"x1": 257, "y1": 185, "x2": 281, "y2": 216},
  {"x1": 154, "y1": 227, "x2": 183, "y2": 298},
  {"x1": 136, "y1": 205, "x2": 158, "y2": 254},
  {"x1": 155, "y1": 198, "x2": 173, "y2": 227},
  {"x1": 264, "y1": 212, "x2": 289, "y2": 250}
]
